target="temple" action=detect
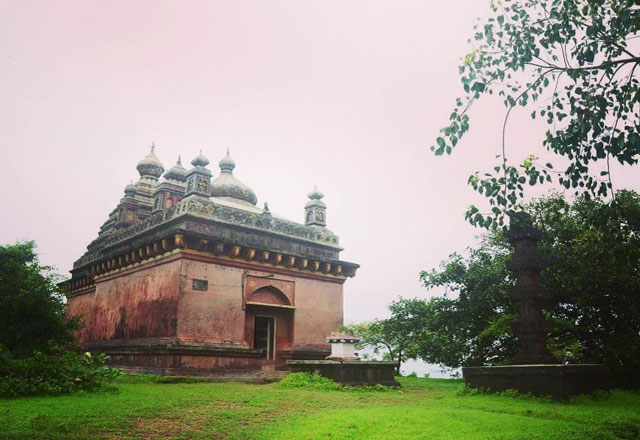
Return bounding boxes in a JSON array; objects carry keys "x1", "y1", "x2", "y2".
[{"x1": 63, "y1": 145, "x2": 359, "y2": 378}]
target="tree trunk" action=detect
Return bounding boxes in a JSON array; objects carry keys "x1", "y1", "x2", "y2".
[{"x1": 396, "y1": 351, "x2": 402, "y2": 376}]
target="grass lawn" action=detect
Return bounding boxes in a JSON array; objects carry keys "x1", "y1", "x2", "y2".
[{"x1": 1, "y1": 375, "x2": 639, "y2": 439}]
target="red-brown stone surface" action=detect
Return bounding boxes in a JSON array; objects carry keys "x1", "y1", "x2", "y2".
[{"x1": 67, "y1": 252, "x2": 344, "y2": 374}]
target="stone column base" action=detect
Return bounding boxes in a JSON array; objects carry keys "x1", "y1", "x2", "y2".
[{"x1": 462, "y1": 364, "x2": 610, "y2": 400}]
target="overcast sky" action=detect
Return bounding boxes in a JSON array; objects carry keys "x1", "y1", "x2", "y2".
[{"x1": 1, "y1": 1, "x2": 638, "y2": 325}]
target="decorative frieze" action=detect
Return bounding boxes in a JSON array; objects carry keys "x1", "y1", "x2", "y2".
[{"x1": 75, "y1": 197, "x2": 340, "y2": 269}]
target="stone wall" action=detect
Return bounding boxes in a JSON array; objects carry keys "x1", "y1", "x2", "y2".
[
  {"x1": 67, "y1": 251, "x2": 344, "y2": 369},
  {"x1": 292, "y1": 277, "x2": 343, "y2": 347},
  {"x1": 177, "y1": 260, "x2": 246, "y2": 343},
  {"x1": 68, "y1": 257, "x2": 182, "y2": 343}
]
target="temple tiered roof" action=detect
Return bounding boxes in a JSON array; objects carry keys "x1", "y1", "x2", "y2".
[{"x1": 65, "y1": 145, "x2": 357, "y2": 296}]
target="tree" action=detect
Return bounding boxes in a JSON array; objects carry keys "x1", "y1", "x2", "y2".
[
  {"x1": 0, "y1": 242, "x2": 122, "y2": 397},
  {"x1": 0, "y1": 241, "x2": 80, "y2": 358},
  {"x1": 347, "y1": 298, "x2": 429, "y2": 374},
  {"x1": 433, "y1": 0, "x2": 640, "y2": 227},
  {"x1": 419, "y1": 191, "x2": 640, "y2": 387},
  {"x1": 418, "y1": 239, "x2": 517, "y2": 370}
]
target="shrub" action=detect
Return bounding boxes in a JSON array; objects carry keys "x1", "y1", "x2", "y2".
[
  {"x1": 278, "y1": 372, "x2": 395, "y2": 392},
  {"x1": 456, "y1": 385, "x2": 555, "y2": 402},
  {"x1": 0, "y1": 349, "x2": 120, "y2": 398},
  {"x1": 279, "y1": 372, "x2": 342, "y2": 391}
]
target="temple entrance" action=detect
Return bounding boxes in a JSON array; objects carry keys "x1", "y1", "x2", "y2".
[
  {"x1": 245, "y1": 284, "x2": 294, "y2": 362},
  {"x1": 254, "y1": 316, "x2": 276, "y2": 360}
]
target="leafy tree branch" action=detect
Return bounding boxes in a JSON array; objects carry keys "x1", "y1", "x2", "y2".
[{"x1": 432, "y1": 0, "x2": 640, "y2": 228}]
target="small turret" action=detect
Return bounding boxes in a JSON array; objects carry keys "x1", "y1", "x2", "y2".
[
  {"x1": 154, "y1": 156, "x2": 187, "y2": 212},
  {"x1": 115, "y1": 182, "x2": 140, "y2": 228},
  {"x1": 124, "y1": 182, "x2": 137, "y2": 196},
  {"x1": 305, "y1": 185, "x2": 327, "y2": 227},
  {"x1": 185, "y1": 150, "x2": 212, "y2": 197}
]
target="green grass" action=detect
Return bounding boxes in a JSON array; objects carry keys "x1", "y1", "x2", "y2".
[{"x1": 1, "y1": 375, "x2": 639, "y2": 439}]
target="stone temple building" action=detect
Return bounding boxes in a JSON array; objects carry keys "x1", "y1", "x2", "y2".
[{"x1": 63, "y1": 146, "x2": 358, "y2": 377}]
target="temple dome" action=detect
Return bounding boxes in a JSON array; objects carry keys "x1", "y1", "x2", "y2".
[
  {"x1": 136, "y1": 143, "x2": 164, "y2": 178},
  {"x1": 191, "y1": 150, "x2": 210, "y2": 167},
  {"x1": 210, "y1": 149, "x2": 257, "y2": 205},
  {"x1": 124, "y1": 182, "x2": 137, "y2": 196},
  {"x1": 305, "y1": 185, "x2": 326, "y2": 208},
  {"x1": 308, "y1": 186, "x2": 324, "y2": 200},
  {"x1": 164, "y1": 156, "x2": 187, "y2": 181}
]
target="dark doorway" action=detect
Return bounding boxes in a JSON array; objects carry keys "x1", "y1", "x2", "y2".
[{"x1": 254, "y1": 316, "x2": 276, "y2": 360}]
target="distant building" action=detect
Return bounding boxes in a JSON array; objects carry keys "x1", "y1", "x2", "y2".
[{"x1": 63, "y1": 145, "x2": 358, "y2": 377}]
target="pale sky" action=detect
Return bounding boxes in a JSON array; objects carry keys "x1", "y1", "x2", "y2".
[{"x1": 1, "y1": 1, "x2": 638, "y2": 326}]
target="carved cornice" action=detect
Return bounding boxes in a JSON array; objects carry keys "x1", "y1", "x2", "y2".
[
  {"x1": 63, "y1": 232, "x2": 358, "y2": 297},
  {"x1": 75, "y1": 197, "x2": 341, "y2": 269}
]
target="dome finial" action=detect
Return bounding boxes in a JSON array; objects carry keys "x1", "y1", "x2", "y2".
[
  {"x1": 219, "y1": 149, "x2": 236, "y2": 173},
  {"x1": 164, "y1": 155, "x2": 187, "y2": 182},
  {"x1": 308, "y1": 185, "x2": 324, "y2": 200},
  {"x1": 151, "y1": 141, "x2": 155, "y2": 154}
]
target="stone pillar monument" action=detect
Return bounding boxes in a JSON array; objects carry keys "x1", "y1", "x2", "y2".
[
  {"x1": 506, "y1": 213, "x2": 558, "y2": 365},
  {"x1": 462, "y1": 212, "x2": 610, "y2": 399}
]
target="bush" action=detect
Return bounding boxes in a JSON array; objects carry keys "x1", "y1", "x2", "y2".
[
  {"x1": 278, "y1": 372, "x2": 394, "y2": 392},
  {"x1": 279, "y1": 372, "x2": 342, "y2": 391},
  {"x1": 456, "y1": 385, "x2": 554, "y2": 402},
  {"x1": 0, "y1": 349, "x2": 121, "y2": 398}
]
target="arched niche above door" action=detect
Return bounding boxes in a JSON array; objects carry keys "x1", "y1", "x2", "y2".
[
  {"x1": 245, "y1": 275, "x2": 295, "y2": 307},
  {"x1": 247, "y1": 286, "x2": 291, "y2": 306}
]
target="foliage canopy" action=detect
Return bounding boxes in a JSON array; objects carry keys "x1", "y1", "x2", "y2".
[
  {"x1": 434, "y1": 0, "x2": 640, "y2": 227},
  {"x1": 0, "y1": 241, "x2": 80, "y2": 358}
]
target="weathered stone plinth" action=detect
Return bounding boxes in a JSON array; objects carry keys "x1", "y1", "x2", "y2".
[
  {"x1": 463, "y1": 364, "x2": 610, "y2": 400},
  {"x1": 287, "y1": 360, "x2": 400, "y2": 387}
]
